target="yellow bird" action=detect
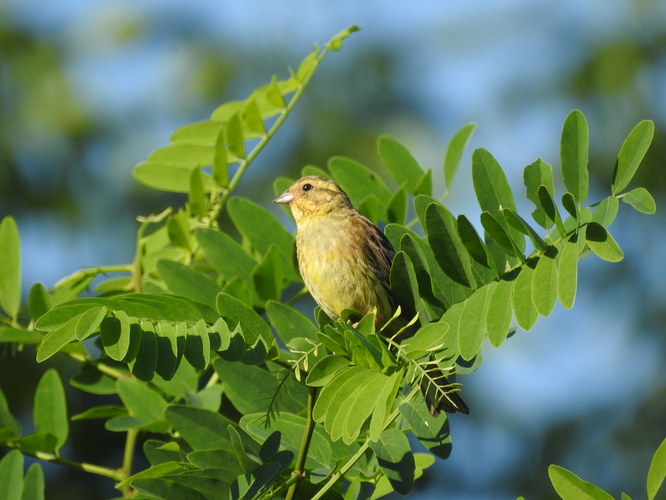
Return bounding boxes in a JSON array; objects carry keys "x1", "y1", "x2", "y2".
[{"x1": 274, "y1": 175, "x2": 469, "y2": 416}]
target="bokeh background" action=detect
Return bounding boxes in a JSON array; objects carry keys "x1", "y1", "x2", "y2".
[{"x1": 1, "y1": 1, "x2": 665, "y2": 499}]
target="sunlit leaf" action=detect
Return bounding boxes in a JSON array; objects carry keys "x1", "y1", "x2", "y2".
[
  {"x1": 377, "y1": 136, "x2": 424, "y2": 193},
  {"x1": 622, "y1": 187, "x2": 656, "y2": 214},
  {"x1": 444, "y1": 124, "x2": 475, "y2": 191},
  {"x1": 560, "y1": 110, "x2": 589, "y2": 204},
  {"x1": 548, "y1": 464, "x2": 614, "y2": 500},
  {"x1": 612, "y1": 119, "x2": 654, "y2": 194},
  {"x1": 512, "y1": 265, "x2": 538, "y2": 331},
  {"x1": 557, "y1": 238, "x2": 578, "y2": 309},
  {"x1": 585, "y1": 223, "x2": 623, "y2": 262},
  {"x1": 591, "y1": 196, "x2": 619, "y2": 228},
  {"x1": 647, "y1": 437, "x2": 666, "y2": 500},
  {"x1": 34, "y1": 369, "x2": 68, "y2": 453},
  {"x1": 486, "y1": 278, "x2": 515, "y2": 347},
  {"x1": 532, "y1": 253, "x2": 558, "y2": 316},
  {"x1": 0, "y1": 217, "x2": 20, "y2": 320},
  {"x1": 459, "y1": 283, "x2": 495, "y2": 360}
]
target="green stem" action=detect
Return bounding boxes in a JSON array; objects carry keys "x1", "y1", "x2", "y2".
[
  {"x1": 119, "y1": 428, "x2": 139, "y2": 498},
  {"x1": 67, "y1": 352, "x2": 131, "y2": 380},
  {"x1": 208, "y1": 38, "x2": 339, "y2": 224},
  {"x1": 286, "y1": 387, "x2": 317, "y2": 500},
  {"x1": 6, "y1": 443, "x2": 123, "y2": 481}
]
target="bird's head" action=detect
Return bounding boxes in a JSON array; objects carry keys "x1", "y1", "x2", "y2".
[{"x1": 273, "y1": 175, "x2": 353, "y2": 224}]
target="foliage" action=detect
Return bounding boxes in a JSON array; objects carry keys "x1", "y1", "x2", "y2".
[{"x1": 0, "y1": 26, "x2": 660, "y2": 499}]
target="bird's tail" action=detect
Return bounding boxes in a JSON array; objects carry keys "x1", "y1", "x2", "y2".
[{"x1": 420, "y1": 363, "x2": 470, "y2": 416}]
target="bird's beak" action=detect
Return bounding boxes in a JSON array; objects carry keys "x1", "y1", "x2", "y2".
[{"x1": 273, "y1": 191, "x2": 294, "y2": 204}]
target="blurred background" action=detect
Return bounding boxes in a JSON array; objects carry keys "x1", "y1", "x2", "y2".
[{"x1": 1, "y1": 0, "x2": 664, "y2": 498}]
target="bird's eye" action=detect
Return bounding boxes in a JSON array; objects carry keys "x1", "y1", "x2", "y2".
[{"x1": 302, "y1": 183, "x2": 313, "y2": 192}]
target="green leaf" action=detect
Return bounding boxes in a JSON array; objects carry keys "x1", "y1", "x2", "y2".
[
  {"x1": 557, "y1": 239, "x2": 578, "y2": 309},
  {"x1": 266, "y1": 301, "x2": 319, "y2": 344},
  {"x1": 215, "y1": 359, "x2": 306, "y2": 415},
  {"x1": 328, "y1": 156, "x2": 392, "y2": 218},
  {"x1": 425, "y1": 203, "x2": 475, "y2": 288},
  {"x1": 22, "y1": 464, "x2": 44, "y2": 500},
  {"x1": 457, "y1": 215, "x2": 496, "y2": 272},
  {"x1": 647, "y1": 437, "x2": 666, "y2": 500},
  {"x1": 225, "y1": 112, "x2": 245, "y2": 159},
  {"x1": 622, "y1": 187, "x2": 656, "y2": 214},
  {"x1": 377, "y1": 136, "x2": 424, "y2": 193},
  {"x1": 216, "y1": 293, "x2": 275, "y2": 347},
  {"x1": 414, "y1": 169, "x2": 432, "y2": 197},
  {"x1": 399, "y1": 396, "x2": 451, "y2": 460},
  {"x1": 157, "y1": 260, "x2": 220, "y2": 308},
  {"x1": 74, "y1": 306, "x2": 107, "y2": 340},
  {"x1": 586, "y1": 223, "x2": 623, "y2": 262},
  {"x1": 100, "y1": 313, "x2": 132, "y2": 362},
  {"x1": 0, "y1": 450, "x2": 23, "y2": 500},
  {"x1": 561, "y1": 192, "x2": 578, "y2": 219},
  {"x1": 387, "y1": 185, "x2": 408, "y2": 225},
  {"x1": 27, "y1": 283, "x2": 50, "y2": 322},
  {"x1": 524, "y1": 159, "x2": 556, "y2": 229},
  {"x1": 212, "y1": 126, "x2": 229, "y2": 187},
  {"x1": 241, "y1": 413, "x2": 331, "y2": 470},
  {"x1": 613, "y1": 120, "x2": 654, "y2": 194},
  {"x1": 165, "y1": 405, "x2": 235, "y2": 451},
  {"x1": 188, "y1": 168, "x2": 207, "y2": 217},
  {"x1": 480, "y1": 211, "x2": 524, "y2": 260},
  {"x1": 241, "y1": 98, "x2": 266, "y2": 137},
  {"x1": 117, "y1": 378, "x2": 167, "y2": 423},
  {"x1": 0, "y1": 387, "x2": 20, "y2": 436},
  {"x1": 170, "y1": 120, "x2": 223, "y2": 145},
  {"x1": 532, "y1": 253, "x2": 558, "y2": 317},
  {"x1": 184, "y1": 320, "x2": 211, "y2": 371},
  {"x1": 227, "y1": 197, "x2": 296, "y2": 279},
  {"x1": 512, "y1": 265, "x2": 538, "y2": 331},
  {"x1": 369, "y1": 428, "x2": 415, "y2": 495},
  {"x1": 486, "y1": 278, "x2": 515, "y2": 347},
  {"x1": 133, "y1": 162, "x2": 213, "y2": 194},
  {"x1": 252, "y1": 245, "x2": 285, "y2": 302},
  {"x1": 34, "y1": 369, "x2": 68, "y2": 453},
  {"x1": 472, "y1": 149, "x2": 524, "y2": 252},
  {"x1": 0, "y1": 216, "x2": 21, "y2": 320},
  {"x1": 306, "y1": 355, "x2": 350, "y2": 387},
  {"x1": 132, "y1": 478, "x2": 208, "y2": 500},
  {"x1": 591, "y1": 196, "x2": 619, "y2": 228},
  {"x1": 502, "y1": 208, "x2": 547, "y2": 251},
  {"x1": 548, "y1": 464, "x2": 614, "y2": 500},
  {"x1": 560, "y1": 110, "x2": 589, "y2": 204},
  {"x1": 444, "y1": 124, "x2": 476, "y2": 191},
  {"x1": 36, "y1": 314, "x2": 80, "y2": 362},
  {"x1": 458, "y1": 282, "x2": 495, "y2": 360},
  {"x1": 538, "y1": 185, "x2": 566, "y2": 236},
  {"x1": 390, "y1": 251, "x2": 425, "y2": 322},
  {"x1": 195, "y1": 228, "x2": 257, "y2": 282}
]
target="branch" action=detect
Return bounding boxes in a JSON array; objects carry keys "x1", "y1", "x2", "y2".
[{"x1": 285, "y1": 387, "x2": 317, "y2": 500}]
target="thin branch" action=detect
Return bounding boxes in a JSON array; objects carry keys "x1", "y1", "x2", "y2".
[
  {"x1": 119, "y1": 428, "x2": 139, "y2": 498},
  {"x1": 285, "y1": 387, "x2": 317, "y2": 500},
  {"x1": 5, "y1": 443, "x2": 123, "y2": 482}
]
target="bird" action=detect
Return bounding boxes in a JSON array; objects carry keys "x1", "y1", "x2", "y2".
[{"x1": 273, "y1": 175, "x2": 469, "y2": 416}]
